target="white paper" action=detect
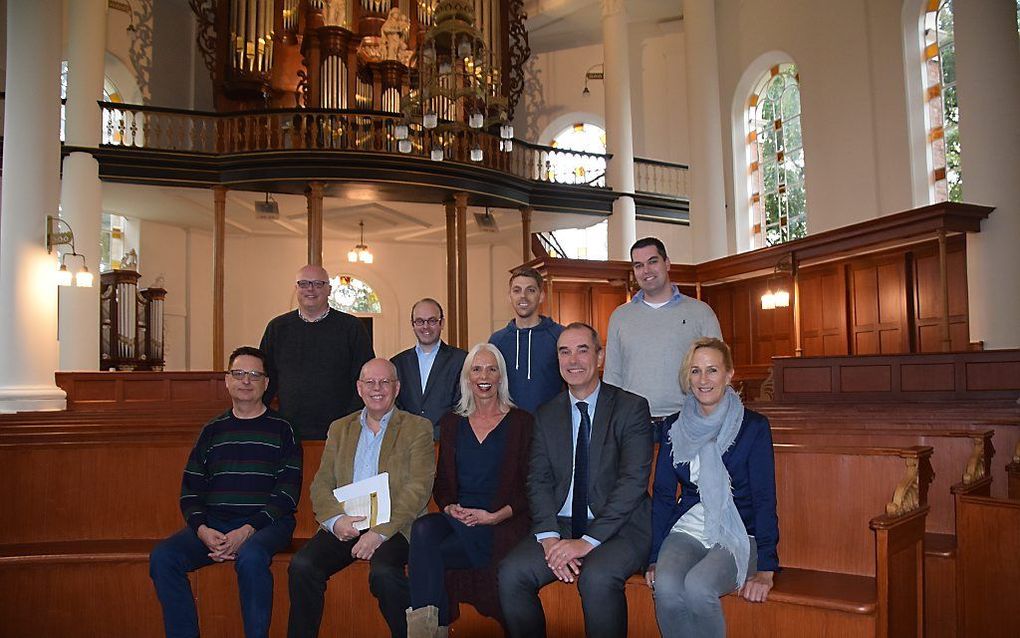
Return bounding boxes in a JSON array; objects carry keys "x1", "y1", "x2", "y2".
[{"x1": 332, "y1": 472, "x2": 391, "y2": 531}]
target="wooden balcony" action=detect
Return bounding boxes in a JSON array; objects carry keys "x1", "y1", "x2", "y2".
[{"x1": 70, "y1": 102, "x2": 690, "y2": 219}]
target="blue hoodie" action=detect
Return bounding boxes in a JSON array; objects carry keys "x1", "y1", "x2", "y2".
[{"x1": 489, "y1": 316, "x2": 564, "y2": 414}]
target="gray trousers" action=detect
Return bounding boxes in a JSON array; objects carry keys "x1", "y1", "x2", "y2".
[
  {"x1": 498, "y1": 519, "x2": 645, "y2": 638},
  {"x1": 652, "y1": 532, "x2": 757, "y2": 638}
]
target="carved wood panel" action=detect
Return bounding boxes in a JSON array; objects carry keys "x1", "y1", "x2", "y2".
[{"x1": 848, "y1": 255, "x2": 909, "y2": 355}]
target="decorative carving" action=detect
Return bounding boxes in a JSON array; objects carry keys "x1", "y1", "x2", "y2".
[
  {"x1": 189, "y1": 0, "x2": 218, "y2": 78},
  {"x1": 128, "y1": 0, "x2": 154, "y2": 102},
  {"x1": 381, "y1": 8, "x2": 412, "y2": 64},
  {"x1": 962, "y1": 435, "x2": 989, "y2": 484},
  {"x1": 322, "y1": 0, "x2": 347, "y2": 27},
  {"x1": 758, "y1": 367, "x2": 775, "y2": 401},
  {"x1": 886, "y1": 455, "x2": 932, "y2": 516},
  {"x1": 519, "y1": 56, "x2": 545, "y2": 140},
  {"x1": 506, "y1": 0, "x2": 530, "y2": 120},
  {"x1": 357, "y1": 36, "x2": 385, "y2": 64}
]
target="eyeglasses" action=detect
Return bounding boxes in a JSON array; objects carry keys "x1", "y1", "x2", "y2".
[
  {"x1": 228, "y1": 369, "x2": 267, "y2": 381},
  {"x1": 412, "y1": 317, "x2": 441, "y2": 327},
  {"x1": 296, "y1": 280, "x2": 328, "y2": 290},
  {"x1": 358, "y1": 378, "x2": 395, "y2": 388}
]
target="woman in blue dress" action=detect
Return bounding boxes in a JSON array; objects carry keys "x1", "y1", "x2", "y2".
[
  {"x1": 646, "y1": 337, "x2": 779, "y2": 638},
  {"x1": 406, "y1": 343, "x2": 533, "y2": 637}
]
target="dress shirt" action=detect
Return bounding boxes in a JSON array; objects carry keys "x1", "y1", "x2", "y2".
[
  {"x1": 535, "y1": 383, "x2": 601, "y2": 548},
  {"x1": 631, "y1": 284, "x2": 684, "y2": 309},
  {"x1": 321, "y1": 407, "x2": 394, "y2": 534},
  {"x1": 415, "y1": 342, "x2": 440, "y2": 394}
]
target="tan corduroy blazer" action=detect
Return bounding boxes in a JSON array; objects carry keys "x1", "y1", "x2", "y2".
[{"x1": 310, "y1": 408, "x2": 435, "y2": 541}]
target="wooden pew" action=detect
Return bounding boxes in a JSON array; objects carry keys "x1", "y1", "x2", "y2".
[{"x1": 953, "y1": 490, "x2": 1020, "y2": 638}]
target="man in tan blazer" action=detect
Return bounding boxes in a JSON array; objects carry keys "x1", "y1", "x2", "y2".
[{"x1": 287, "y1": 358, "x2": 435, "y2": 638}]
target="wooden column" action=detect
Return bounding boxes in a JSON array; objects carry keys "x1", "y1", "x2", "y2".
[
  {"x1": 937, "y1": 229, "x2": 952, "y2": 352},
  {"x1": 520, "y1": 205, "x2": 533, "y2": 263},
  {"x1": 792, "y1": 257, "x2": 803, "y2": 357},
  {"x1": 306, "y1": 181, "x2": 324, "y2": 266},
  {"x1": 212, "y1": 186, "x2": 227, "y2": 370},
  {"x1": 455, "y1": 192, "x2": 469, "y2": 348},
  {"x1": 445, "y1": 199, "x2": 458, "y2": 347}
]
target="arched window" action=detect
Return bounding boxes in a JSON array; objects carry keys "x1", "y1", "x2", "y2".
[
  {"x1": 745, "y1": 63, "x2": 807, "y2": 248},
  {"x1": 60, "y1": 61, "x2": 125, "y2": 143},
  {"x1": 329, "y1": 275, "x2": 382, "y2": 314},
  {"x1": 548, "y1": 123, "x2": 607, "y2": 187},
  {"x1": 921, "y1": 0, "x2": 961, "y2": 202}
]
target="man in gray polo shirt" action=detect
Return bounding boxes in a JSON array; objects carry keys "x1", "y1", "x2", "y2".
[{"x1": 603, "y1": 237, "x2": 722, "y2": 439}]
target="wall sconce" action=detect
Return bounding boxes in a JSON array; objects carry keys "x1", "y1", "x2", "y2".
[
  {"x1": 347, "y1": 220, "x2": 374, "y2": 264},
  {"x1": 760, "y1": 254, "x2": 794, "y2": 310},
  {"x1": 582, "y1": 63, "x2": 604, "y2": 97},
  {"x1": 46, "y1": 215, "x2": 93, "y2": 287}
]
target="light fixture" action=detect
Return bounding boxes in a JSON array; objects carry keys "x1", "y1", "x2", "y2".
[
  {"x1": 399, "y1": 0, "x2": 512, "y2": 162},
  {"x1": 347, "y1": 220, "x2": 374, "y2": 264},
  {"x1": 582, "y1": 63, "x2": 604, "y2": 97},
  {"x1": 760, "y1": 254, "x2": 794, "y2": 310},
  {"x1": 46, "y1": 215, "x2": 94, "y2": 287}
]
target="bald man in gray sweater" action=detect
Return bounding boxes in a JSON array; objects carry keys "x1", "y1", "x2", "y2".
[{"x1": 603, "y1": 238, "x2": 721, "y2": 439}]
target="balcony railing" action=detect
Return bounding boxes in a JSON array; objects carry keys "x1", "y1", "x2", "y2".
[{"x1": 95, "y1": 102, "x2": 688, "y2": 199}]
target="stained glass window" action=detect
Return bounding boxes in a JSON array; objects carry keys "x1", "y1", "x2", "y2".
[
  {"x1": 329, "y1": 275, "x2": 382, "y2": 314},
  {"x1": 746, "y1": 63, "x2": 807, "y2": 248},
  {"x1": 922, "y1": 0, "x2": 961, "y2": 202}
]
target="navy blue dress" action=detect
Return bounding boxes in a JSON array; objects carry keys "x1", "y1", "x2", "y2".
[{"x1": 445, "y1": 415, "x2": 509, "y2": 565}]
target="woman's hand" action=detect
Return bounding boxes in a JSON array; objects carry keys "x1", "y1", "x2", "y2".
[
  {"x1": 739, "y1": 570, "x2": 774, "y2": 602},
  {"x1": 645, "y1": 564, "x2": 656, "y2": 589},
  {"x1": 446, "y1": 504, "x2": 512, "y2": 526}
]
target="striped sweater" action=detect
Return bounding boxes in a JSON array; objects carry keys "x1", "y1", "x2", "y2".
[{"x1": 180, "y1": 409, "x2": 303, "y2": 531}]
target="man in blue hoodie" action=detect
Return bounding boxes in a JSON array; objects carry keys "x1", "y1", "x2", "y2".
[{"x1": 489, "y1": 267, "x2": 564, "y2": 413}]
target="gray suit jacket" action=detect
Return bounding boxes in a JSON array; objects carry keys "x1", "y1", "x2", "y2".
[
  {"x1": 528, "y1": 382, "x2": 653, "y2": 550},
  {"x1": 391, "y1": 341, "x2": 468, "y2": 432}
]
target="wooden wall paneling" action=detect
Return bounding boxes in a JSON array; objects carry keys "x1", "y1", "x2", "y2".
[
  {"x1": 912, "y1": 238, "x2": 969, "y2": 352},
  {"x1": 848, "y1": 255, "x2": 909, "y2": 355},
  {"x1": 590, "y1": 284, "x2": 627, "y2": 346},
  {"x1": 752, "y1": 277, "x2": 794, "y2": 364},
  {"x1": 549, "y1": 282, "x2": 590, "y2": 328},
  {"x1": 798, "y1": 264, "x2": 848, "y2": 356},
  {"x1": 731, "y1": 283, "x2": 753, "y2": 367}
]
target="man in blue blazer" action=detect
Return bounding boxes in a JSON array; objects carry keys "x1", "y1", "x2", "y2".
[
  {"x1": 390, "y1": 298, "x2": 467, "y2": 439},
  {"x1": 498, "y1": 322, "x2": 653, "y2": 638}
]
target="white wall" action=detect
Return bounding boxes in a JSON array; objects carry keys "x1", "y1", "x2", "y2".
[{"x1": 715, "y1": 0, "x2": 916, "y2": 248}]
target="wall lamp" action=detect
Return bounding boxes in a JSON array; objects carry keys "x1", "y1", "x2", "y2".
[
  {"x1": 582, "y1": 64, "x2": 604, "y2": 97},
  {"x1": 46, "y1": 215, "x2": 93, "y2": 287},
  {"x1": 760, "y1": 254, "x2": 794, "y2": 310}
]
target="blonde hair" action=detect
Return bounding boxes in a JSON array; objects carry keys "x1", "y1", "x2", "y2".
[
  {"x1": 679, "y1": 337, "x2": 734, "y2": 394},
  {"x1": 454, "y1": 343, "x2": 516, "y2": 416}
]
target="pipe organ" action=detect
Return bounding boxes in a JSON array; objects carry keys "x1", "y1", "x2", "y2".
[
  {"x1": 192, "y1": 0, "x2": 527, "y2": 116},
  {"x1": 100, "y1": 270, "x2": 166, "y2": 371}
]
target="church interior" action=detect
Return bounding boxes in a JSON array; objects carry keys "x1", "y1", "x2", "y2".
[{"x1": 0, "y1": 0, "x2": 1017, "y2": 636}]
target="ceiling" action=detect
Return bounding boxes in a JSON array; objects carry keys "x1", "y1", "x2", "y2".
[
  {"x1": 101, "y1": 182, "x2": 607, "y2": 245},
  {"x1": 525, "y1": 0, "x2": 684, "y2": 52}
]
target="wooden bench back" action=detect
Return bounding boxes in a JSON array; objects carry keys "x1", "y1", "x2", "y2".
[{"x1": 773, "y1": 443, "x2": 932, "y2": 577}]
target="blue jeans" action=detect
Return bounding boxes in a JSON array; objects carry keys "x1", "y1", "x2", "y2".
[
  {"x1": 149, "y1": 515, "x2": 295, "y2": 638},
  {"x1": 652, "y1": 531, "x2": 757, "y2": 638}
]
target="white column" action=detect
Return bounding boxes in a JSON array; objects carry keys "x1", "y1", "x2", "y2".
[
  {"x1": 601, "y1": 0, "x2": 636, "y2": 261},
  {"x1": 683, "y1": 0, "x2": 727, "y2": 261},
  {"x1": 0, "y1": 0, "x2": 67, "y2": 410},
  {"x1": 58, "y1": 0, "x2": 107, "y2": 371},
  {"x1": 954, "y1": 0, "x2": 1020, "y2": 349}
]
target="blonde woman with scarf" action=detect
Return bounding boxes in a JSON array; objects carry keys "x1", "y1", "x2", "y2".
[{"x1": 645, "y1": 338, "x2": 779, "y2": 638}]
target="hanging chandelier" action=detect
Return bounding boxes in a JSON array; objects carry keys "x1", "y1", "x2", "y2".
[
  {"x1": 347, "y1": 220, "x2": 374, "y2": 264},
  {"x1": 396, "y1": 0, "x2": 513, "y2": 162}
]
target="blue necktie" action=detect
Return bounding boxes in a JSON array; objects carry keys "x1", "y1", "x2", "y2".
[{"x1": 572, "y1": 401, "x2": 591, "y2": 539}]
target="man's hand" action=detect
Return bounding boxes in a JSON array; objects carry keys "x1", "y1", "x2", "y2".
[
  {"x1": 739, "y1": 570, "x2": 774, "y2": 602},
  {"x1": 212, "y1": 524, "x2": 254, "y2": 561},
  {"x1": 331, "y1": 515, "x2": 367, "y2": 542},
  {"x1": 351, "y1": 531, "x2": 384, "y2": 560},
  {"x1": 542, "y1": 538, "x2": 590, "y2": 583},
  {"x1": 196, "y1": 525, "x2": 229, "y2": 562},
  {"x1": 645, "y1": 564, "x2": 656, "y2": 589}
]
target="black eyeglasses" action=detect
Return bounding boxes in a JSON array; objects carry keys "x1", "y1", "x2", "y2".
[
  {"x1": 412, "y1": 318, "x2": 441, "y2": 327},
  {"x1": 228, "y1": 369, "x2": 267, "y2": 381},
  {"x1": 296, "y1": 280, "x2": 328, "y2": 290}
]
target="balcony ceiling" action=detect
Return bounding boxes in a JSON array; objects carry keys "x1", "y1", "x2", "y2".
[
  {"x1": 101, "y1": 182, "x2": 606, "y2": 245},
  {"x1": 525, "y1": 0, "x2": 684, "y2": 52}
]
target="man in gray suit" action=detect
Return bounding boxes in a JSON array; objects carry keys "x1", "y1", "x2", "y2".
[
  {"x1": 390, "y1": 298, "x2": 467, "y2": 439},
  {"x1": 498, "y1": 322, "x2": 653, "y2": 638}
]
